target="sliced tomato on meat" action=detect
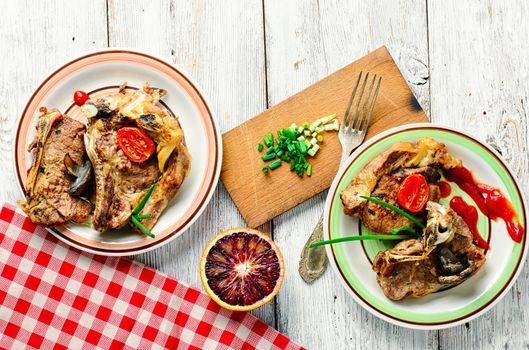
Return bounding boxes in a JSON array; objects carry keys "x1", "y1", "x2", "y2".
[
  {"x1": 397, "y1": 174, "x2": 430, "y2": 213},
  {"x1": 116, "y1": 127, "x2": 155, "y2": 163}
]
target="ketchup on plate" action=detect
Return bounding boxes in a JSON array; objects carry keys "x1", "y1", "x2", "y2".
[{"x1": 444, "y1": 166, "x2": 524, "y2": 243}]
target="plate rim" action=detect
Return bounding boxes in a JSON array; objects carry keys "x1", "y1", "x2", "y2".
[
  {"x1": 323, "y1": 122, "x2": 529, "y2": 330},
  {"x1": 12, "y1": 47, "x2": 223, "y2": 256}
]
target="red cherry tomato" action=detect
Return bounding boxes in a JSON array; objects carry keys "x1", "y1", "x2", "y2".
[
  {"x1": 397, "y1": 174, "x2": 430, "y2": 213},
  {"x1": 116, "y1": 127, "x2": 155, "y2": 163},
  {"x1": 73, "y1": 90, "x2": 89, "y2": 106}
]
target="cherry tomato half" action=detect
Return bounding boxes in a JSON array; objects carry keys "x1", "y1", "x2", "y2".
[
  {"x1": 397, "y1": 174, "x2": 430, "y2": 213},
  {"x1": 116, "y1": 127, "x2": 155, "y2": 163},
  {"x1": 73, "y1": 90, "x2": 89, "y2": 106}
]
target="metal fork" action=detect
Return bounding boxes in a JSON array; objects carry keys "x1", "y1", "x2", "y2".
[{"x1": 298, "y1": 72, "x2": 382, "y2": 283}]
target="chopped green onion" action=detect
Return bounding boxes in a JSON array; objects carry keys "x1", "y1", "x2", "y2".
[
  {"x1": 276, "y1": 150, "x2": 284, "y2": 157},
  {"x1": 302, "y1": 122, "x2": 309, "y2": 129},
  {"x1": 257, "y1": 143, "x2": 264, "y2": 152},
  {"x1": 297, "y1": 135, "x2": 305, "y2": 141},
  {"x1": 262, "y1": 153, "x2": 276, "y2": 161},
  {"x1": 315, "y1": 126, "x2": 323, "y2": 133},
  {"x1": 132, "y1": 183, "x2": 156, "y2": 215},
  {"x1": 317, "y1": 135, "x2": 323, "y2": 142},
  {"x1": 307, "y1": 144, "x2": 320, "y2": 157},
  {"x1": 266, "y1": 147, "x2": 275, "y2": 155},
  {"x1": 297, "y1": 126, "x2": 304, "y2": 134},
  {"x1": 311, "y1": 132, "x2": 318, "y2": 138},
  {"x1": 311, "y1": 119, "x2": 323, "y2": 128},
  {"x1": 299, "y1": 141, "x2": 307, "y2": 154},
  {"x1": 322, "y1": 113, "x2": 337, "y2": 124},
  {"x1": 310, "y1": 138, "x2": 318, "y2": 145},
  {"x1": 306, "y1": 164, "x2": 312, "y2": 176},
  {"x1": 281, "y1": 155, "x2": 290, "y2": 162},
  {"x1": 135, "y1": 214, "x2": 152, "y2": 220},
  {"x1": 390, "y1": 225, "x2": 419, "y2": 236},
  {"x1": 360, "y1": 196, "x2": 425, "y2": 228},
  {"x1": 262, "y1": 166, "x2": 269, "y2": 173},
  {"x1": 290, "y1": 160, "x2": 295, "y2": 170},
  {"x1": 131, "y1": 215, "x2": 155, "y2": 238},
  {"x1": 303, "y1": 129, "x2": 310, "y2": 136},
  {"x1": 309, "y1": 234, "x2": 413, "y2": 248},
  {"x1": 269, "y1": 159, "x2": 282, "y2": 170},
  {"x1": 283, "y1": 128, "x2": 296, "y2": 140},
  {"x1": 263, "y1": 135, "x2": 272, "y2": 147}
]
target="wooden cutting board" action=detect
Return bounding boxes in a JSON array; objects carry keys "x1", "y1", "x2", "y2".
[{"x1": 221, "y1": 46, "x2": 428, "y2": 228}]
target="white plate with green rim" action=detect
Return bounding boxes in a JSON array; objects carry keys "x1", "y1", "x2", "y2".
[{"x1": 323, "y1": 123, "x2": 528, "y2": 330}]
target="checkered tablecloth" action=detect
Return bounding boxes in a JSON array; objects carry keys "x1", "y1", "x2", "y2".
[{"x1": 0, "y1": 204, "x2": 304, "y2": 350}]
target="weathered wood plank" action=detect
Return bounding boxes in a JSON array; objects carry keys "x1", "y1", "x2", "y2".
[
  {"x1": 107, "y1": 0, "x2": 275, "y2": 325},
  {"x1": 428, "y1": 1, "x2": 529, "y2": 349},
  {"x1": 264, "y1": 0, "x2": 434, "y2": 348},
  {"x1": 0, "y1": 0, "x2": 108, "y2": 204}
]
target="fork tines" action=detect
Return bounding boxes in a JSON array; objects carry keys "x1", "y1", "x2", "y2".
[{"x1": 342, "y1": 72, "x2": 382, "y2": 134}]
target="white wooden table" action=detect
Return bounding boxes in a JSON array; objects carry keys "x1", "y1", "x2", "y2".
[{"x1": 1, "y1": 1, "x2": 528, "y2": 349}]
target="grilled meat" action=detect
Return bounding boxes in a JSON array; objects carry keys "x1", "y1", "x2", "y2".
[
  {"x1": 20, "y1": 109, "x2": 92, "y2": 225},
  {"x1": 372, "y1": 202, "x2": 486, "y2": 300},
  {"x1": 133, "y1": 142, "x2": 191, "y2": 230},
  {"x1": 84, "y1": 117, "x2": 160, "y2": 231},
  {"x1": 83, "y1": 83, "x2": 191, "y2": 232},
  {"x1": 341, "y1": 138, "x2": 461, "y2": 216},
  {"x1": 361, "y1": 167, "x2": 441, "y2": 234}
]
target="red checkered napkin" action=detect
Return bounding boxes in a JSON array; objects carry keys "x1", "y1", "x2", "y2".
[{"x1": 0, "y1": 204, "x2": 304, "y2": 350}]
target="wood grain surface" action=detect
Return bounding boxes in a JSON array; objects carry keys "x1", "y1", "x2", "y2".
[
  {"x1": 1, "y1": 1, "x2": 528, "y2": 349},
  {"x1": 222, "y1": 46, "x2": 427, "y2": 228}
]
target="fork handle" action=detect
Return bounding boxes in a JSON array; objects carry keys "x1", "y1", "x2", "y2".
[
  {"x1": 298, "y1": 213, "x2": 327, "y2": 283},
  {"x1": 299, "y1": 150, "x2": 350, "y2": 283}
]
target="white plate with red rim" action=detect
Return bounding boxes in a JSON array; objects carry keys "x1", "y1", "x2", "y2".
[
  {"x1": 324, "y1": 123, "x2": 528, "y2": 329},
  {"x1": 14, "y1": 48, "x2": 222, "y2": 256}
]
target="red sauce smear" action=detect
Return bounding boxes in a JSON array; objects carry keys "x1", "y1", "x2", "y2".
[
  {"x1": 450, "y1": 196, "x2": 490, "y2": 250},
  {"x1": 444, "y1": 166, "x2": 524, "y2": 243},
  {"x1": 438, "y1": 181, "x2": 452, "y2": 198}
]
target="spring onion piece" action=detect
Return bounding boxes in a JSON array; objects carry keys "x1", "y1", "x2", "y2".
[
  {"x1": 131, "y1": 215, "x2": 155, "y2": 238},
  {"x1": 360, "y1": 196, "x2": 425, "y2": 228},
  {"x1": 262, "y1": 153, "x2": 276, "y2": 161},
  {"x1": 257, "y1": 143, "x2": 264, "y2": 152},
  {"x1": 263, "y1": 135, "x2": 272, "y2": 148},
  {"x1": 135, "y1": 214, "x2": 152, "y2": 220},
  {"x1": 307, "y1": 144, "x2": 319, "y2": 157},
  {"x1": 269, "y1": 159, "x2": 282, "y2": 170},
  {"x1": 262, "y1": 166, "x2": 269, "y2": 173},
  {"x1": 317, "y1": 135, "x2": 323, "y2": 142},
  {"x1": 309, "y1": 234, "x2": 413, "y2": 248},
  {"x1": 306, "y1": 164, "x2": 312, "y2": 176},
  {"x1": 132, "y1": 183, "x2": 156, "y2": 215},
  {"x1": 390, "y1": 225, "x2": 419, "y2": 236}
]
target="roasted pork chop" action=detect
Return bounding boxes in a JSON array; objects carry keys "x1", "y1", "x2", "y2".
[
  {"x1": 372, "y1": 202, "x2": 486, "y2": 300},
  {"x1": 84, "y1": 117, "x2": 161, "y2": 231},
  {"x1": 340, "y1": 138, "x2": 461, "y2": 216},
  {"x1": 83, "y1": 84, "x2": 191, "y2": 232},
  {"x1": 20, "y1": 109, "x2": 92, "y2": 225},
  {"x1": 361, "y1": 167, "x2": 441, "y2": 234}
]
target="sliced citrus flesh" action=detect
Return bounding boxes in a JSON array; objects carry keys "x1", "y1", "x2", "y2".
[{"x1": 200, "y1": 228, "x2": 284, "y2": 311}]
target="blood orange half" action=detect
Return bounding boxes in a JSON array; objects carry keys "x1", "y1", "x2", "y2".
[{"x1": 200, "y1": 228, "x2": 285, "y2": 311}]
